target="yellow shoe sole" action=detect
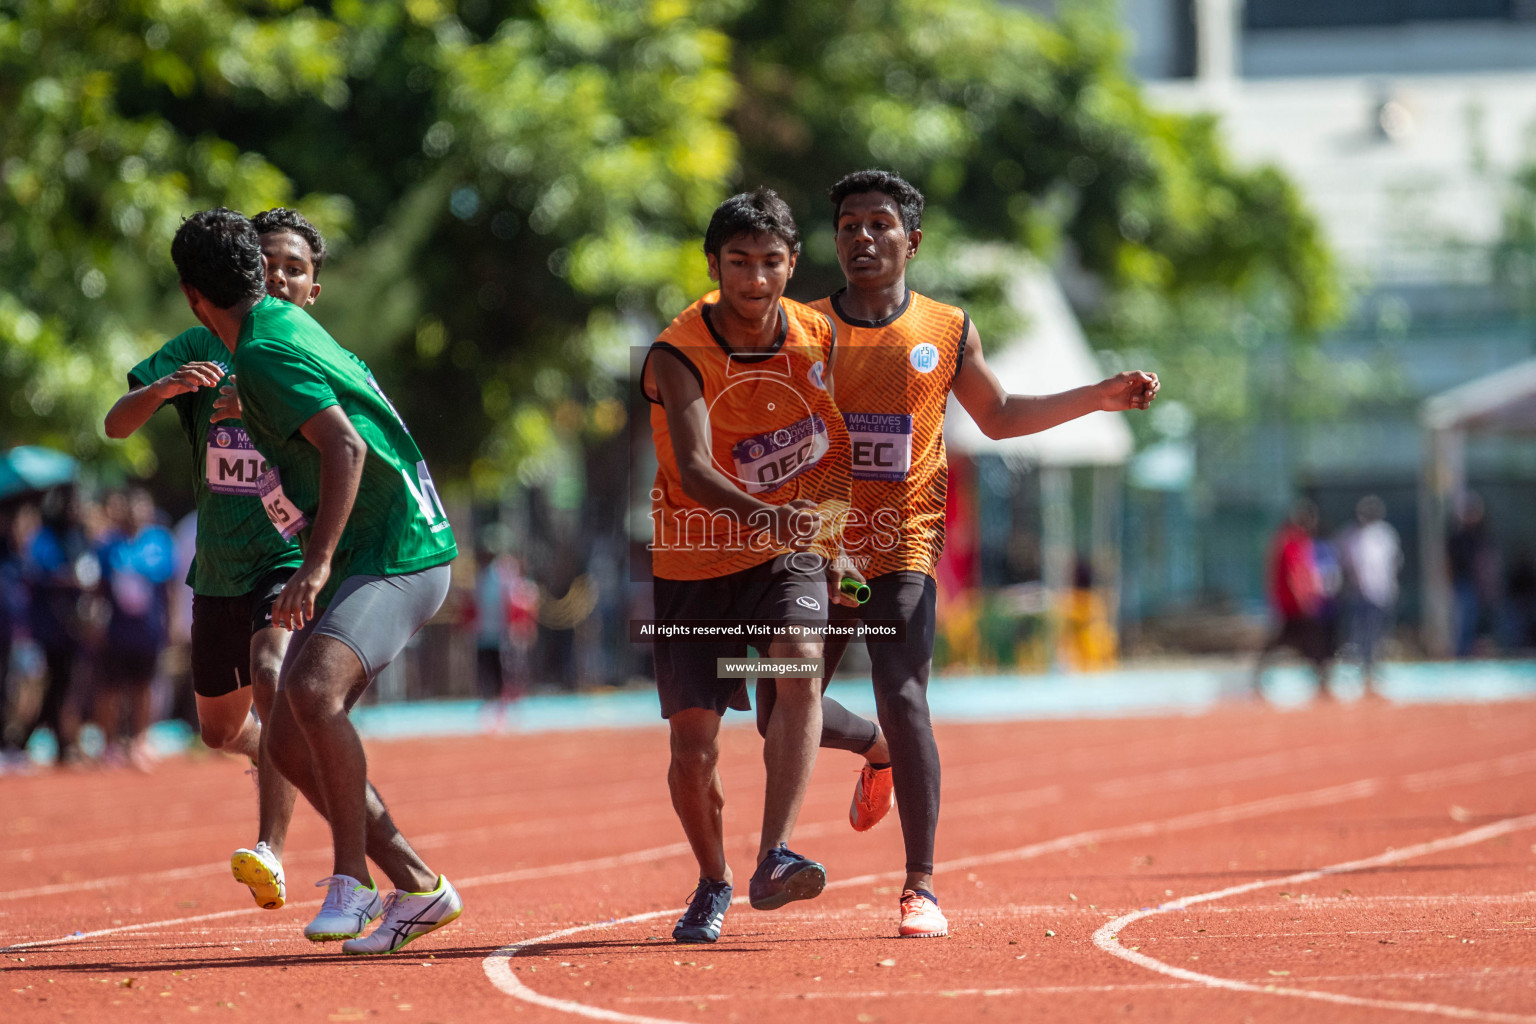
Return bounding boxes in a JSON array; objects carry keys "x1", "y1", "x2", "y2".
[{"x1": 230, "y1": 850, "x2": 285, "y2": 910}]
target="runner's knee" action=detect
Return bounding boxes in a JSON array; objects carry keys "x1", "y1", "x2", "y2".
[
  {"x1": 199, "y1": 718, "x2": 243, "y2": 750},
  {"x1": 283, "y1": 674, "x2": 344, "y2": 721}
]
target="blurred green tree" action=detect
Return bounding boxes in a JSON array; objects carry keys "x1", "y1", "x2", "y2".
[
  {"x1": 731, "y1": 0, "x2": 1342, "y2": 426},
  {"x1": 2, "y1": 0, "x2": 1338, "y2": 489},
  {"x1": 1, "y1": 0, "x2": 740, "y2": 492}
]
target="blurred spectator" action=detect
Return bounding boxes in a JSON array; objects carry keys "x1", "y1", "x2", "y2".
[
  {"x1": 1312, "y1": 530, "x2": 1344, "y2": 663},
  {"x1": 94, "y1": 488, "x2": 176, "y2": 770},
  {"x1": 474, "y1": 547, "x2": 537, "y2": 704},
  {"x1": 1448, "y1": 493, "x2": 1498, "y2": 657},
  {"x1": 17, "y1": 487, "x2": 93, "y2": 763},
  {"x1": 1504, "y1": 548, "x2": 1536, "y2": 652},
  {"x1": 1059, "y1": 558, "x2": 1116, "y2": 672},
  {"x1": 0, "y1": 505, "x2": 25, "y2": 764},
  {"x1": 1339, "y1": 495, "x2": 1401, "y2": 693},
  {"x1": 1253, "y1": 500, "x2": 1333, "y2": 698}
]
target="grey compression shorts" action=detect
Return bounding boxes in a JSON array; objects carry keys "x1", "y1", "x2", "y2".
[{"x1": 280, "y1": 564, "x2": 452, "y2": 686}]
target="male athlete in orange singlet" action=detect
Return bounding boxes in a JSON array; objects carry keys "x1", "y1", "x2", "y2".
[
  {"x1": 644, "y1": 188, "x2": 860, "y2": 944},
  {"x1": 763, "y1": 169, "x2": 1159, "y2": 938}
]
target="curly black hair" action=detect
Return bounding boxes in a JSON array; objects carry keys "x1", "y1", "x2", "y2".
[
  {"x1": 170, "y1": 208, "x2": 265, "y2": 309},
  {"x1": 704, "y1": 188, "x2": 801, "y2": 259},
  {"x1": 252, "y1": 207, "x2": 328, "y2": 277},
  {"x1": 828, "y1": 169, "x2": 925, "y2": 233}
]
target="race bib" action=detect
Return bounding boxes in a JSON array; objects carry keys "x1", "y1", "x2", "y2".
[
  {"x1": 256, "y1": 466, "x2": 309, "y2": 540},
  {"x1": 731, "y1": 415, "x2": 829, "y2": 494},
  {"x1": 205, "y1": 425, "x2": 265, "y2": 495},
  {"x1": 845, "y1": 413, "x2": 913, "y2": 482}
]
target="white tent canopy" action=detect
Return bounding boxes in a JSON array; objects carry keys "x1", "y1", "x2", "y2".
[
  {"x1": 940, "y1": 262, "x2": 1132, "y2": 654},
  {"x1": 1422, "y1": 357, "x2": 1536, "y2": 435},
  {"x1": 1418, "y1": 357, "x2": 1536, "y2": 655},
  {"x1": 943, "y1": 263, "x2": 1133, "y2": 466}
]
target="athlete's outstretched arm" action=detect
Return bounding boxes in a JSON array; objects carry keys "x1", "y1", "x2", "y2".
[
  {"x1": 952, "y1": 321, "x2": 1158, "y2": 440},
  {"x1": 270, "y1": 406, "x2": 365, "y2": 630},
  {"x1": 103, "y1": 361, "x2": 225, "y2": 438},
  {"x1": 647, "y1": 348, "x2": 816, "y2": 549}
]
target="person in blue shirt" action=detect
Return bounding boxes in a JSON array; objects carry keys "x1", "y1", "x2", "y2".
[
  {"x1": 18, "y1": 488, "x2": 91, "y2": 764},
  {"x1": 94, "y1": 488, "x2": 177, "y2": 769}
]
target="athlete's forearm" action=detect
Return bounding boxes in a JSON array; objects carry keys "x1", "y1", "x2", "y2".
[
  {"x1": 976, "y1": 383, "x2": 1105, "y2": 440},
  {"x1": 103, "y1": 385, "x2": 167, "y2": 439},
  {"x1": 677, "y1": 461, "x2": 777, "y2": 521},
  {"x1": 302, "y1": 419, "x2": 366, "y2": 568}
]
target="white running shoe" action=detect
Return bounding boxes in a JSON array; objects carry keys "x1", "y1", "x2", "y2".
[
  {"x1": 342, "y1": 875, "x2": 463, "y2": 956},
  {"x1": 230, "y1": 842, "x2": 286, "y2": 910},
  {"x1": 304, "y1": 875, "x2": 384, "y2": 942}
]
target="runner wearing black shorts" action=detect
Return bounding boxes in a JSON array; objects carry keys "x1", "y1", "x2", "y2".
[
  {"x1": 644, "y1": 190, "x2": 859, "y2": 944},
  {"x1": 103, "y1": 208, "x2": 335, "y2": 912}
]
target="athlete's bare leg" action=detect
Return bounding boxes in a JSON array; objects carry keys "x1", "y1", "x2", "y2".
[
  {"x1": 270, "y1": 635, "x2": 435, "y2": 892},
  {"x1": 194, "y1": 688, "x2": 258, "y2": 754},
  {"x1": 249, "y1": 627, "x2": 297, "y2": 856},
  {"x1": 668, "y1": 707, "x2": 731, "y2": 885},
  {"x1": 264, "y1": 683, "x2": 435, "y2": 891},
  {"x1": 757, "y1": 638, "x2": 823, "y2": 861}
]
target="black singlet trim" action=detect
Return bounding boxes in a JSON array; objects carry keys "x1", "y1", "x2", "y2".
[
  {"x1": 642, "y1": 342, "x2": 704, "y2": 405},
  {"x1": 823, "y1": 312, "x2": 837, "y2": 380},
  {"x1": 829, "y1": 287, "x2": 913, "y2": 329},
  {"x1": 950, "y1": 310, "x2": 971, "y2": 393},
  {"x1": 702, "y1": 302, "x2": 788, "y2": 363}
]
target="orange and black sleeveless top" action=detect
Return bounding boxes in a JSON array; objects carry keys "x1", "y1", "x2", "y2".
[
  {"x1": 644, "y1": 296, "x2": 852, "y2": 581},
  {"x1": 809, "y1": 289, "x2": 968, "y2": 579}
]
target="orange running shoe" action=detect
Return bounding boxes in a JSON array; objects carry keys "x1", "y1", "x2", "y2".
[
  {"x1": 898, "y1": 889, "x2": 948, "y2": 938},
  {"x1": 849, "y1": 763, "x2": 894, "y2": 831}
]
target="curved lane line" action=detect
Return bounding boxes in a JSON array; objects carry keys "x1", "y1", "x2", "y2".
[
  {"x1": 482, "y1": 909, "x2": 686, "y2": 1024},
  {"x1": 482, "y1": 776, "x2": 1383, "y2": 1022},
  {"x1": 1092, "y1": 812, "x2": 1536, "y2": 1024}
]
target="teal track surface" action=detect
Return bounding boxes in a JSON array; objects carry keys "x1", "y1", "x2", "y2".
[{"x1": 339, "y1": 659, "x2": 1536, "y2": 740}]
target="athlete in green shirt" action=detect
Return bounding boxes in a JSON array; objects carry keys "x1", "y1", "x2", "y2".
[
  {"x1": 171, "y1": 207, "x2": 462, "y2": 956},
  {"x1": 103, "y1": 208, "x2": 334, "y2": 914}
]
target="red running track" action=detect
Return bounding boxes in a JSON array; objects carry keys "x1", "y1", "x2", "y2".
[{"x1": 2, "y1": 699, "x2": 1535, "y2": 1022}]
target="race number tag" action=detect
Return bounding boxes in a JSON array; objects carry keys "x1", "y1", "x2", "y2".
[
  {"x1": 256, "y1": 466, "x2": 309, "y2": 540},
  {"x1": 845, "y1": 413, "x2": 913, "y2": 482},
  {"x1": 731, "y1": 415, "x2": 829, "y2": 494},
  {"x1": 205, "y1": 425, "x2": 265, "y2": 495}
]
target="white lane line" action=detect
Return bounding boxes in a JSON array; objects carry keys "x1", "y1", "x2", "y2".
[
  {"x1": 0, "y1": 782, "x2": 1060, "y2": 902},
  {"x1": 480, "y1": 776, "x2": 1383, "y2": 1023},
  {"x1": 0, "y1": 840, "x2": 694, "y2": 952},
  {"x1": 620, "y1": 982, "x2": 1200, "y2": 1002},
  {"x1": 1091, "y1": 744, "x2": 1341, "y2": 799},
  {"x1": 482, "y1": 909, "x2": 688, "y2": 1024},
  {"x1": 1092, "y1": 812, "x2": 1536, "y2": 1024},
  {"x1": 825, "y1": 777, "x2": 1380, "y2": 891},
  {"x1": 1402, "y1": 750, "x2": 1536, "y2": 792},
  {"x1": 617, "y1": 966, "x2": 1536, "y2": 1004}
]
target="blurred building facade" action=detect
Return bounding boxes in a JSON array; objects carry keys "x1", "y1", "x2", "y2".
[{"x1": 1113, "y1": 0, "x2": 1536, "y2": 651}]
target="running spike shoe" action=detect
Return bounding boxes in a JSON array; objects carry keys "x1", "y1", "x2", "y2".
[
  {"x1": 342, "y1": 875, "x2": 463, "y2": 955},
  {"x1": 748, "y1": 844, "x2": 826, "y2": 911},
  {"x1": 672, "y1": 879, "x2": 733, "y2": 943},
  {"x1": 850, "y1": 763, "x2": 895, "y2": 831},
  {"x1": 304, "y1": 874, "x2": 383, "y2": 942},
  {"x1": 230, "y1": 842, "x2": 286, "y2": 910},
  {"x1": 898, "y1": 888, "x2": 948, "y2": 938}
]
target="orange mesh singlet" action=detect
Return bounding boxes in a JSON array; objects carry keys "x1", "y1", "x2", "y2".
[
  {"x1": 809, "y1": 289, "x2": 968, "y2": 579},
  {"x1": 645, "y1": 296, "x2": 852, "y2": 581}
]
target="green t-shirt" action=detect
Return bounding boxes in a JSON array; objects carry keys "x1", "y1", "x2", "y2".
[
  {"x1": 129, "y1": 327, "x2": 303, "y2": 597},
  {"x1": 232, "y1": 296, "x2": 458, "y2": 590}
]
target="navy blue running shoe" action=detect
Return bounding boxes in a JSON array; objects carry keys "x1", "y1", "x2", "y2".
[
  {"x1": 672, "y1": 879, "x2": 733, "y2": 943},
  {"x1": 748, "y1": 844, "x2": 826, "y2": 911}
]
